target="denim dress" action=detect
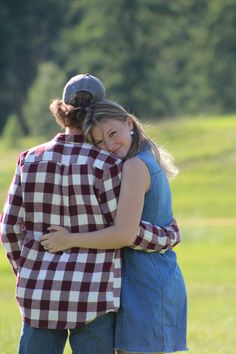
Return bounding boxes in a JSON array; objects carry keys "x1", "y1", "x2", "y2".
[{"x1": 115, "y1": 146, "x2": 188, "y2": 353}]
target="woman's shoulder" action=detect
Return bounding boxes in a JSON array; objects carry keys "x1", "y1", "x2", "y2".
[
  {"x1": 123, "y1": 156, "x2": 148, "y2": 172},
  {"x1": 123, "y1": 157, "x2": 150, "y2": 192},
  {"x1": 136, "y1": 146, "x2": 161, "y2": 173}
]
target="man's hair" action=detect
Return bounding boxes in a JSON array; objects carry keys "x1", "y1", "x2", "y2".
[{"x1": 49, "y1": 92, "x2": 93, "y2": 130}]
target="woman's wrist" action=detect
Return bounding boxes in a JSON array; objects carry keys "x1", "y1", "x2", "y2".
[{"x1": 67, "y1": 232, "x2": 79, "y2": 248}]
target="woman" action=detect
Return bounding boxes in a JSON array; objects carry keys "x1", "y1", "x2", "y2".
[{"x1": 41, "y1": 99, "x2": 188, "y2": 354}]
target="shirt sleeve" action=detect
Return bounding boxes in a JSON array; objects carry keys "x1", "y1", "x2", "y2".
[
  {"x1": 98, "y1": 162, "x2": 122, "y2": 225},
  {"x1": 0, "y1": 153, "x2": 26, "y2": 275},
  {"x1": 131, "y1": 218, "x2": 181, "y2": 252}
]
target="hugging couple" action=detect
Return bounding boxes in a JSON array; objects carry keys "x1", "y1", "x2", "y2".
[{"x1": 1, "y1": 74, "x2": 187, "y2": 354}]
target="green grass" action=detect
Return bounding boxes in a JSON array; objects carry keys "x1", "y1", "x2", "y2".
[
  {"x1": 176, "y1": 225, "x2": 236, "y2": 354},
  {"x1": 1, "y1": 115, "x2": 236, "y2": 353},
  {"x1": 146, "y1": 115, "x2": 236, "y2": 218}
]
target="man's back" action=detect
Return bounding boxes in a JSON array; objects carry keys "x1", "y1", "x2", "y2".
[{"x1": 1, "y1": 133, "x2": 122, "y2": 329}]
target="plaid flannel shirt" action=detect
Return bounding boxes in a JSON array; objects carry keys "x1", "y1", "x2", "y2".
[{"x1": 0, "y1": 134, "x2": 180, "y2": 329}]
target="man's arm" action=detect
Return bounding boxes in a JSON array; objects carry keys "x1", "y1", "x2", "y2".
[
  {"x1": 0, "y1": 155, "x2": 26, "y2": 275},
  {"x1": 132, "y1": 218, "x2": 180, "y2": 252}
]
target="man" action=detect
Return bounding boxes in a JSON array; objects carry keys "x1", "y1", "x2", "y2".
[{"x1": 0, "y1": 74, "x2": 180, "y2": 354}]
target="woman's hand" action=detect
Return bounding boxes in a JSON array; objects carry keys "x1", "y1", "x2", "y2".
[{"x1": 40, "y1": 226, "x2": 74, "y2": 253}]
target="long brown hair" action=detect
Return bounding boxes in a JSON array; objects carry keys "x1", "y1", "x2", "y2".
[{"x1": 82, "y1": 99, "x2": 179, "y2": 178}]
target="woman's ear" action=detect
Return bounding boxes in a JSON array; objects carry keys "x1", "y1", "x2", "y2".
[{"x1": 126, "y1": 116, "x2": 134, "y2": 130}]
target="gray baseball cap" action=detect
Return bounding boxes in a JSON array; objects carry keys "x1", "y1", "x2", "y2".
[{"x1": 62, "y1": 73, "x2": 105, "y2": 106}]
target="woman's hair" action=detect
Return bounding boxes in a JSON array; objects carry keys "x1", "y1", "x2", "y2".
[
  {"x1": 49, "y1": 92, "x2": 93, "y2": 130},
  {"x1": 82, "y1": 99, "x2": 179, "y2": 178}
]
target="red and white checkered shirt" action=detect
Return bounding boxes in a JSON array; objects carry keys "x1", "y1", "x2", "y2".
[{"x1": 0, "y1": 134, "x2": 180, "y2": 329}]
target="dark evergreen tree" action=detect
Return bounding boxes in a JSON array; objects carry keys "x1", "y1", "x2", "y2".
[
  {"x1": 1, "y1": 0, "x2": 236, "y2": 137},
  {"x1": 0, "y1": 0, "x2": 67, "y2": 133}
]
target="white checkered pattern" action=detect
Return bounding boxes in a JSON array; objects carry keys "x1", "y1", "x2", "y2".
[{"x1": 1, "y1": 133, "x2": 181, "y2": 329}]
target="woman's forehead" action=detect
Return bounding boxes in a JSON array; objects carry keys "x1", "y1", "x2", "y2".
[
  {"x1": 93, "y1": 119, "x2": 121, "y2": 133},
  {"x1": 100, "y1": 118, "x2": 120, "y2": 128}
]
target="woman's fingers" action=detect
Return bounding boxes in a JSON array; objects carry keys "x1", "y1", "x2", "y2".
[
  {"x1": 41, "y1": 226, "x2": 68, "y2": 241},
  {"x1": 40, "y1": 238, "x2": 49, "y2": 246},
  {"x1": 41, "y1": 240, "x2": 55, "y2": 253},
  {"x1": 40, "y1": 226, "x2": 70, "y2": 252},
  {"x1": 40, "y1": 234, "x2": 50, "y2": 242},
  {"x1": 47, "y1": 225, "x2": 67, "y2": 232}
]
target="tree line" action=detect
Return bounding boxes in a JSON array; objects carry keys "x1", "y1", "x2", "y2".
[{"x1": 1, "y1": 0, "x2": 235, "y2": 138}]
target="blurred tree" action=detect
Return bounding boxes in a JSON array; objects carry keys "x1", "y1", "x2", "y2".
[
  {"x1": 24, "y1": 62, "x2": 66, "y2": 138},
  {"x1": 55, "y1": 0, "x2": 235, "y2": 118},
  {"x1": 206, "y1": 0, "x2": 236, "y2": 113},
  {"x1": 0, "y1": 0, "x2": 67, "y2": 134},
  {"x1": 0, "y1": 0, "x2": 235, "y2": 136},
  {"x1": 54, "y1": 0, "x2": 178, "y2": 117},
  {"x1": 2, "y1": 114, "x2": 23, "y2": 147}
]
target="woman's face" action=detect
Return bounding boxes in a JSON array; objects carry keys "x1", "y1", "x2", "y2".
[{"x1": 91, "y1": 118, "x2": 133, "y2": 158}]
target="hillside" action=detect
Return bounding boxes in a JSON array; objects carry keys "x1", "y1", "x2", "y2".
[
  {"x1": 146, "y1": 115, "x2": 236, "y2": 219},
  {"x1": 1, "y1": 115, "x2": 236, "y2": 219}
]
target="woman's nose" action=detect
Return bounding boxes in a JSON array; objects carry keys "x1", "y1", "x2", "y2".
[{"x1": 104, "y1": 139, "x2": 114, "y2": 152}]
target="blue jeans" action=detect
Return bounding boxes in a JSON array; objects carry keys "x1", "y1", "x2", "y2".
[{"x1": 19, "y1": 313, "x2": 115, "y2": 354}]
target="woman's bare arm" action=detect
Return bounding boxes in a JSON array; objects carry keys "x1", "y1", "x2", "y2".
[{"x1": 41, "y1": 157, "x2": 150, "y2": 252}]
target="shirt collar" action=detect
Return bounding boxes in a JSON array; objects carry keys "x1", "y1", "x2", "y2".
[{"x1": 54, "y1": 133, "x2": 85, "y2": 144}]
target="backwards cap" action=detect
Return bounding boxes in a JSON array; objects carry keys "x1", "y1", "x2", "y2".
[{"x1": 62, "y1": 73, "x2": 105, "y2": 106}]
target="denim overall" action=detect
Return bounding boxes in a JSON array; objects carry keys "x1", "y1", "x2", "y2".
[{"x1": 115, "y1": 146, "x2": 188, "y2": 353}]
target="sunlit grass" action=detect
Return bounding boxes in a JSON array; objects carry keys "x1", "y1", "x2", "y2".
[
  {"x1": 175, "y1": 224, "x2": 236, "y2": 354},
  {"x1": 1, "y1": 115, "x2": 236, "y2": 353},
  {"x1": 1, "y1": 224, "x2": 236, "y2": 354},
  {"x1": 147, "y1": 115, "x2": 236, "y2": 218}
]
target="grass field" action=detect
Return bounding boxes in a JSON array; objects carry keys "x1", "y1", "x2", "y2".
[{"x1": 0, "y1": 115, "x2": 236, "y2": 353}]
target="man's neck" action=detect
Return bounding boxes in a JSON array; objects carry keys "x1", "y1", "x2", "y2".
[{"x1": 65, "y1": 127, "x2": 82, "y2": 135}]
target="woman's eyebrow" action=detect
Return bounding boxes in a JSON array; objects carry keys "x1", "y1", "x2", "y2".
[{"x1": 106, "y1": 127, "x2": 115, "y2": 135}]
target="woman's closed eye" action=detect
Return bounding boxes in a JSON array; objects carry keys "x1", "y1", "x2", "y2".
[
  {"x1": 94, "y1": 140, "x2": 103, "y2": 146},
  {"x1": 94, "y1": 140, "x2": 107, "y2": 150},
  {"x1": 108, "y1": 131, "x2": 116, "y2": 138}
]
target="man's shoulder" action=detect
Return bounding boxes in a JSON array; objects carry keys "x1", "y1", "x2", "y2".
[
  {"x1": 85, "y1": 144, "x2": 122, "y2": 169},
  {"x1": 19, "y1": 139, "x2": 123, "y2": 171},
  {"x1": 19, "y1": 139, "x2": 55, "y2": 164}
]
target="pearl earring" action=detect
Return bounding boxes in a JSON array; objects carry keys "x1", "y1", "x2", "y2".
[{"x1": 130, "y1": 130, "x2": 134, "y2": 135}]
